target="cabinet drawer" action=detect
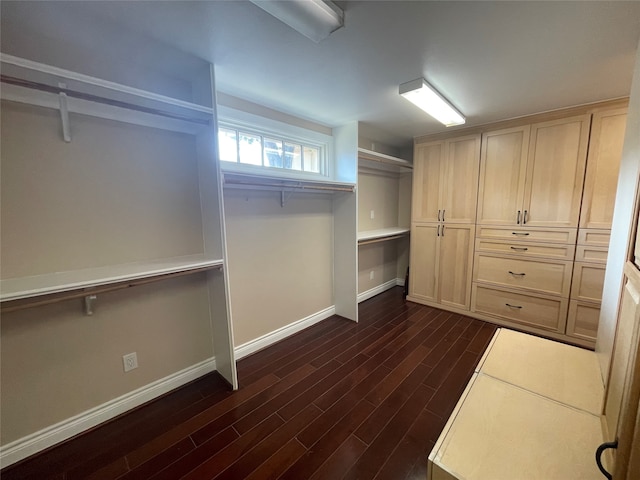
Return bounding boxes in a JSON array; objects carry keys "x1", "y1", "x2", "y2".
[
  {"x1": 575, "y1": 245, "x2": 608, "y2": 264},
  {"x1": 472, "y1": 284, "x2": 567, "y2": 332},
  {"x1": 566, "y1": 300, "x2": 600, "y2": 343},
  {"x1": 571, "y1": 262, "x2": 606, "y2": 303},
  {"x1": 474, "y1": 253, "x2": 573, "y2": 296},
  {"x1": 475, "y1": 239, "x2": 574, "y2": 260},
  {"x1": 577, "y1": 229, "x2": 611, "y2": 247},
  {"x1": 476, "y1": 226, "x2": 577, "y2": 244}
]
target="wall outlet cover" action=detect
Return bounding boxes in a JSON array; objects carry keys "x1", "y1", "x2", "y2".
[{"x1": 123, "y1": 352, "x2": 138, "y2": 372}]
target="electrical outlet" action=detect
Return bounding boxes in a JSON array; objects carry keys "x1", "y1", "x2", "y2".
[
  {"x1": 123, "y1": 352, "x2": 138, "y2": 372},
  {"x1": 370, "y1": 210, "x2": 375, "y2": 220},
  {"x1": 369, "y1": 270, "x2": 375, "y2": 280}
]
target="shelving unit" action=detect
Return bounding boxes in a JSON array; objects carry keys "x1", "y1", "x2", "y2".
[
  {"x1": 0, "y1": 54, "x2": 238, "y2": 388},
  {"x1": 357, "y1": 146, "x2": 412, "y2": 301}
]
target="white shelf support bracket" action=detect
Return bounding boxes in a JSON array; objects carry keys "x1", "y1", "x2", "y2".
[
  {"x1": 58, "y1": 82, "x2": 71, "y2": 142},
  {"x1": 84, "y1": 294, "x2": 97, "y2": 316}
]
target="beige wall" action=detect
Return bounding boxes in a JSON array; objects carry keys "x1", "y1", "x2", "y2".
[
  {"x1": 223, "y1": 189, "x2": 334, "y2": 346},
  {"x1": 358, "y1": 171, "x2": 400, "y2": 231},
  {"x1": 0, "y1": 101, "x2": 215, "y2": 446},
  {"x1": 1, "y1": 102, "x2": 204, "y2": 278},
  {"x1": 358, "y1": 242, "x2": 399, "y2": 294}
]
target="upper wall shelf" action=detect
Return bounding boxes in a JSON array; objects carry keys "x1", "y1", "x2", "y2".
[
  {"x1": 0, "y1": 255, "x2": 223, "y2": 310},
  {"x1": 222, "y1": 171, "x2": 356, "y2": 194},
  {"x1": 358, "y1": 227, "x2": 410, "y2": 245},
  {"x1": 357, "y1": 147, "x2": 412, "y2": 173},
  {"x1": 0, "y1": 53, "x2": 214, "y2": 135}
]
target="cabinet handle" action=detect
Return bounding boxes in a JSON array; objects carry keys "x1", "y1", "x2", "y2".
[
  {"x1": 505, "y1": 303, "x2": 523, "y2": 309},
  {"x1": 595, "y1": 440, "x2": 617, "y2": 480},
  {"x1": 441, "y1": 225, "x2": 445, "y2": 237},
  {"x1": 438, "y1": 209, "x2": 441, "y2": 221},
  {"x1": 517, "y1": 210, "x2": 521, "y2": 224},
  {"x1": 511, "y1": 232, "x2": 530, "y2": 236},
  {"x1": 510, "y1": 246, "x2": 529, "y2": 251},
  {"x1": 443, "y1": 209, "x2": 445, "y2": 221},
  {"x1": 523, "y1": 210, "x2": 528, "y2": 224},
  {"x1": 508, "y1": 271, "x2": 526, "y2": 276},
  {"x1": 437, "y1": 224, "x2": 440, "y2": 236}
]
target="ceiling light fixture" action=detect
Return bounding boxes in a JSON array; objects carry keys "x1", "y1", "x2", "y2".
[
  {"x1": 250, "y1": 0, "x2": 344, "y2": 43},
  {"x1": 399, "y1": 78, "x2": 465, "y2": 127}
]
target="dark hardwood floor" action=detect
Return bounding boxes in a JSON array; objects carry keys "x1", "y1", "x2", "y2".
[{"x1": 2, "y1": 288, "x2": 497, "y2": 480}]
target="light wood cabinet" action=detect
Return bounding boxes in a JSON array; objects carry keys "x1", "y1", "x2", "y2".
[
  {"x1": 412, "y1": 135, "x2": 480, "y2": 224},
  {"x1": 409, "y1": 223, "x2": 474, "y2": 310},
  {"x1": 477, "y1": 126, "x2": 529, "y2": 225},
  {"x1": 477, "y1": 116, "x2": 590, "y2": 228},
  {"x1": 523, "y1": 115, "x2": 591, "y2": 228},
  {"x1": 580, "y1": 107, "x2": 627, "y2": 230},
  {"x1": 475, "y1": 239, "x2": 575, "y2": 260},
  {"x1": 571, "y1": 262, "x2": 606, "y2": 303},
  {"x1": 567, "y1": 301, "x2": 601, "y2": 341}
]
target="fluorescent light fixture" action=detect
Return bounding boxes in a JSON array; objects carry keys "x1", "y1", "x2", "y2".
[
  {"x1": 399, "y1": 78, "x2": 465, "y2": 127},
  {"x1": 250, "y1": 0, "x2": 344, "y2": 43}
]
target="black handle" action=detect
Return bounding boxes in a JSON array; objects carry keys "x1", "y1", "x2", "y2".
[
  {"x1": 438, "y1": 209, "x2": 441, "y2": 221},
  {"x1": 510, "y1": 246, "x2": 529, "y2": 251},
  {"x1": 505, "y1": 303, "x2": 522, "y2": 309},
  {"x1": 508, "y1": 271, "x2": 526, "y2": 276},
  {"x1": 443, "y1": 209, "x2": 445, "y2": 221},
  {"x1": 441, "y1": 225, "x2": 445, "y2": 237},
  {"x1": 512, "y1": 232, "x2": 530, "y2": 236},
  {"x1": 595, "y1": 440, "x2": 617, "y2": 480},
  {"x1": 517, "y1": 210, "x2": 521, "y2": 224},
  {"x1": 437, "y1": 224, "x2": 440, "y2": 237},
  {"x1": 523, "y1": 210, "x2": 528, "y2": 224}
]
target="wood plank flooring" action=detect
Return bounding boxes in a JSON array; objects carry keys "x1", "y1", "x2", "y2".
[{"x1": 1, "y1": 288, "x2": 497, "y2": 480}]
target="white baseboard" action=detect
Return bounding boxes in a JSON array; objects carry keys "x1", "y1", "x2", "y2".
[
  {"x1": 0, "y1": 357, "x2": 217, "y2": 469},
  {"x1": 358, "y1": 278, "x2": 401, "y2": 303},
  {"x1": 396, "y1": 277, "x2": 405, "y2": 287},
  {"x1": 234, "y1": 305, "x2": 336, "y2": 360},
  {"x1": 1, "y1": 305, "x2": 339, "y2": 468}
]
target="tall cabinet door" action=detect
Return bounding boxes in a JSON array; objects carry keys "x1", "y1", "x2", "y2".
[
  {"x1": 410, "y1": 223, "x2": 440, "y2": 302},
  {"x1": 523, "y1": 115, "x2": 591, "y2": 228},
  {"x1": 580, "y1": 107, "x2": 627, "y2": 230},
  {"x1": 439, "y1": 224, "x2": 475, "y2": 310},
  {"x1": 441, "y1": 135, "x2": 481, "y2": 224},
  {"x1": 412, "y1": 142, "x2": 443, "y2": 223},
  {"x1": 477, "y1": 126, "x2": 529, "y2": 225}
]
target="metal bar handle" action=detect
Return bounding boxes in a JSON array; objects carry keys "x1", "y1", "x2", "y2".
[
  {"x1": 438, "y1": 209, "x2": 441, "y2": 221},
  {"x1": 441, "y1": 225, "x2": 445, "y2": 237},
  {"x1": 523, "y1": 210, "x2": 528, "y2": 224},
  {"x1": 517, "y1": 210, "x2": 521, "y2": 224},
  {"x1": 511, "y1": 232, "x2": 530, "y2": 236},
  {"x1": 442, "y1": 209, "x2": 445, "y2": 222},
  {"x1": 505, "y1": 303, "x2": 523, "y2": 309},
  {"x1": 437, "y1": 224, "x2": 440, "y2": 237},
  {"x1": 595, "y1": 440, "x2": 617, "y2": 480},
  {"x1": 508, "y1": 271, "x2": 526, "y2": 276},
  {"x1": 510, "y1": 246, "x2": 529, "y2": 251}
]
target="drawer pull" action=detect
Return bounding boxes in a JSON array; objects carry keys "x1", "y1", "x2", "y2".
[
  {"x1": 517, "y1": 210, "x2": 521, "y2": 224},
  {"x1": 438, "y1": 209, "x2": 441, "y2": 221},
  {"x1": 510, "y1": 246, "x2": 529, "y2": 251},
  {"x1": 508, "y1": 271, "x2": 526, "y2": 276},
  {"x1": 505, "y1": 303, "x2": 523, "y2": 309},
  {"x1": 511, "y1": 232, "x2": 530, "y2": 236}
]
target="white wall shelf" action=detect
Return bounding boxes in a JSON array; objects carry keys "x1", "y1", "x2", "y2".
[
  {"x1": 358, "y1": 147, "x2": 413, "y2": 173},
  {"x1": 222, "y1": 171, "x2": 356, "y2": 194},
  {"x1": 358, "y1": 227, "x2": 410, "y2": 245},
  {"x1": 0, "y1": 255, "x2": 223, "y2": 303}
]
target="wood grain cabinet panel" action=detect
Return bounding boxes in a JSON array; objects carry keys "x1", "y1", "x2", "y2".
[
  {"x1": 571, "y1": 262, "x2": 606, "y2": 303},
  {"x1": 412, "y1": 143, "x2": 443, "y2": 223},
  {"x1": 474, "y1": 253, "x2": 572, "y2": 297},
  {"x1": 477, "y1": 126, "x2": 529, "y2": 226},
  {"x1": 580, "y1": 107, "x2": 627, "y2": 230},
  {"x1": 475, "y1": 239, "x2": 575, "y2": 260},
  {"x1": 409, "y1": 223, "x2": 440, "y2": 302},
  {"x1": 441, "y1": 135, "x2": 481, "y2": 224},
  {"x1": 522, "y1": 115, "x2": 591, "y2": 228},
  {"x1": 567, "y1": 300, "x2": 600, "y2": 342},
  {"x1": 439, "y1": 224, "x2": 475, "y2": 310},
  {"x1": 577, "y1": 228, "x2": 611, "y2": 247},
  {"x1": 575, "y1": 245, "x2": 609, "y2": 264},
  {"x1": 471, "y1": 284, "x2": 567, "y2": 332},
  {"x1": 476, "y1": 226, "x2": 577, "y2": 244}
]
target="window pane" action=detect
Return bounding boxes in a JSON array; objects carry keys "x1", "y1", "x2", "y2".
[
  {"x1": 218, "y1": 128, "x2": 238, "y2": 163},
  {"x1": 285, "y1": 143, "x2": 302, "y2": 171},
  {"x1": 303, "y1": 146, "x2": 321, "y2": 173},
  {"x1": 264, "y1": 138, "x2": 283, "y2": 168},
  {"x1": 239, "y1": 133, "x2": 262, "y2": 166}
]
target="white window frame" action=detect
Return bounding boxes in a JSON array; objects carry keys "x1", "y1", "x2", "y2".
[{"x1": 216, "y1": 104, "x2": 334, "y2": 181}]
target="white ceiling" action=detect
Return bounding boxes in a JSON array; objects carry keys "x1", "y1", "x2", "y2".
[{"x1": 2, "y1": 1, "x2": 640, "y2": 147}]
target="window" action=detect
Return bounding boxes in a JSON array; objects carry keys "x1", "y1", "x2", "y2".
[{"x1": 218, "y1": 123, "x2": 326, "y2": 176}]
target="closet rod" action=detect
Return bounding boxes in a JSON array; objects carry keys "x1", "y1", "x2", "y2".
[
  {"x1": 1, "y1": 264, "x2": 221, "y2": 314},
  {"x1": 0, "y1": 75, "x2": 210, "y2": 126},
  {"x1": 224, "y1": 178, "x2": 356, "y2": 193}
]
